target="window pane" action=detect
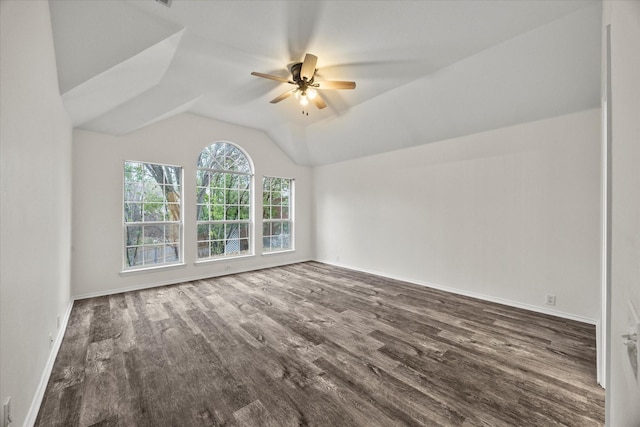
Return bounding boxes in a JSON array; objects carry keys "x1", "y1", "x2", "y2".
[
  {"x1": 126, "y1": 225, "x2": 143, "y2": 246},
  {"x1": 198, "y1": 241, "x2": 209, "y2": 258},
  {"x1": 126, "y1": 247, "x2": 143, "y2": 267},
  {"x1": 124, "y1": 202, "x2": 141, "y2": 222},
  {"x1": 227, "y1": 190, "x2": 239, "y2": 204},
  {"x1": 197, "y1": 204, "x2": 209, "y2": 221},
  {"x1": 143, "y1": 225, "x2": 164, "y2": 243},
  {"x1": 210, "y1": 206, "x2": 225, "y2": 221},
  {"x1": 211, "y1": 240, "x2": 224, "y2": 256},
  {"x1": 212, "y1": 188, "x2": 225, "y2": 204},
  {"x1": 165, "y1": 244, "x2": 179, "y2": 262},
  {"x1": 224, "y1": 173, "x2": 235, "y2": 189},
  {"x1": 166, "y1": 224, "x2": 180, "y2": 244},
  {"x1": 237, "y1": 175, "x2": 250, "y2": 189},
  {"x1": 239, "y1": 190, "x2": 250, "y2": 205},
  {"x1": 272, "y1": 191, "x2": 281, "y2": 204},
  {"x1": 239, "y1": 223, "x2": 249, "y2": 238},
  {"x1": 124, "y1": 182, "x2": 144, "y2": 202},
  {"x1": 196, "y1": 170, "x2": 208, "y2": 186},
  {"x1": 197, "y1": 224, "x2": 209, "y2": 242},
  {"x1": 143, "y1": 245, "x2": 162, "y2": 263},
  {"x1": 210, "y1": 224, "x2": 224, "y2": 240},
  {"x1": 263, "y1": 177, "x2": 272, "y2": 191},
  {"x1": 239, "y1": 206, "x2": 250, "y2": 220},
  {"x1": 272, "y1": 222, "x2": 282, "y2": 236}
]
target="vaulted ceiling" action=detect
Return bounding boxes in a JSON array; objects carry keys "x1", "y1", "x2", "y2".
[{"x1": 49, "y1": 0, "x2": 601, "y2": 166}]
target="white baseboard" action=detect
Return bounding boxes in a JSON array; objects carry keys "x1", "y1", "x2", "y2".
[
  {"x1": 596, "y1": 318, "x2": 604, "y2": 387},
  {"x1": 318, "y1": 260, "x2": 598, "y2": 326},
  {"x1": 23, "y1": 300, "x2": 74, "y2": 427}
]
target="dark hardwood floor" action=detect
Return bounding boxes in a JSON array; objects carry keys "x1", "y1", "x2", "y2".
[{"x1": 36, "y1": 262, "x2": 604, "y2": 426}]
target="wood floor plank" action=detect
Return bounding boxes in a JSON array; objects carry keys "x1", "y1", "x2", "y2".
[
  {"x1": 78, "y1": 338, "x2": 118, "y2": 426},
  {"x1": 34, "y1": 299, "x2": 94, "y2": 427},
  {"x1": 36, "y1": 262, "x2": 604, "y2": 426}
]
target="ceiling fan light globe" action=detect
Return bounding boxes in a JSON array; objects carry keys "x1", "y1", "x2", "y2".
[
  {"x1": 300, "y1": 96, "x2": 309, "y2": 106},
  {"x1": 307, "y1": 89, "x2": 317, "y2": 100}
]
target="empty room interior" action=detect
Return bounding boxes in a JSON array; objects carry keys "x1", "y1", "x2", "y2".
[{"x1": 1, "y1": 0, "x2": 639, "y2": 426}]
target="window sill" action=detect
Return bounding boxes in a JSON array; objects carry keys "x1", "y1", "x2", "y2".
[
  {"x1": 194, "y1": 253, "x2": 255, "y2": 266},
  {"x1": 262, "y1": 249, "x2": 296, "y2": 256},
  {"x1": 120, "y1": 262, "x2": 186, "y2": 276}
]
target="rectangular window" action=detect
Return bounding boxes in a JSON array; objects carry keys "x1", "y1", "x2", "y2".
[
  {"x1": 196, "y1": 170, "x2": 252, "y2": 259},
  {"x1": 124, "y1": 161, "x2": 182, "y2": 270},
  {"x1": 263, "y1": 176, "x2": 293, "y2": 253}
]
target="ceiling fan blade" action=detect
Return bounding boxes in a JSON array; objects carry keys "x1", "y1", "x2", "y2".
[
  {"x1": 287, "y1": 2, "x2": 323, "y2": 60},
  {"x1": 251, "y1": 72, "x2": 292, "y2": 84},
  {"x1": 270, "y1": 90, "x2": 294, "y2": 104},
  {"x1": 310, "y1": 94, "x2": 327, "y2": 109},
  {"x1": 300, "y1": 54, "x2": 317, "y2": 80},
  {"x1": 316, "y1": 80, "x2": 356, "y2": 90}
]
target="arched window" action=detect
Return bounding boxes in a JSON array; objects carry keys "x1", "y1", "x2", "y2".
[{"x1": 196, "y1": 142, "x2": 253, "y2": 259}]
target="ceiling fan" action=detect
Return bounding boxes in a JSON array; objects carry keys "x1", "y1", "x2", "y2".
[{"x1": 251, "y1": 53, "x2": 356, "y2": 110}]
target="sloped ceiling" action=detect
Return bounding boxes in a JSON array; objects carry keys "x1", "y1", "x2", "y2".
[{"x1": 49, "y1": 0, "x2": 601, "y2": 166}]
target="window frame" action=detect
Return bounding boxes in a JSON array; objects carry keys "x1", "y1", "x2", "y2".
[
  {"x1": 196, "y1": 142, "x2": 254, "y2": 261},
  {"x1": 122, "y1": 160, "x2": 184, "y2": 272},
  {"x1": 262, "y1": 175, "x2": 294, "y2": 254}
]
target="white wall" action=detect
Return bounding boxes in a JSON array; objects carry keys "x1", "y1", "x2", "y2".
[
  {"x1": 72, "y1": 113, "x2": 313, "y2": 298},
  {"x1": 0, "y1": 1, "x2": 73, "y2": 425},
  {"x1": 303, "y1": 3, "x2": 601, "y2": 166},
  {"x1": 314, "y1": 109, "x2": 601, "y2": 322},
  {"x1": 605, "y1": 1, "x2": 640, "y2": 425}
]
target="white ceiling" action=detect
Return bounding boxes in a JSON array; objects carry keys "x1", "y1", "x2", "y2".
[{"x1": 49, "y1": 0, "x2": 601, "y2": 166}]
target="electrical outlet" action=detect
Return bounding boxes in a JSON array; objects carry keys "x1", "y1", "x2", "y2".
[
  {"x1": 4, "y1": 396, "x2": 12, "y2": 427},
  {"x1": 626, "y1": 300, "x2": 640, "y2": 379},
  {"x1": 545, "y1": 294, "x2": 556, "y2": 306}
]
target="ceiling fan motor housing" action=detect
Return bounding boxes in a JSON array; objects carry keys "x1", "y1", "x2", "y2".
[
  {"x1": 252, "y1": 54, "x2": 354, "y2": 109},
  {"x1": 290, "y1": 62, "x2": 314, "y2": 85}
]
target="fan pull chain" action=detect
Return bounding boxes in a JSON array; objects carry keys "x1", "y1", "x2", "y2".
[{"x1": 302, "y1": 110, "x2": 309, "y2": 116}]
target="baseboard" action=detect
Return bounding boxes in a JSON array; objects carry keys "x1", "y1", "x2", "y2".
[
  {"x1": 23, "y1": 300, "x2": 74, "y2": 427},
  {"x1": 318, "y1": 260, "x2": 598, "y2": 326},
  {"x1": 596, "y1": 318, "x2": 604, "y2": 387},
  {"x1": 73, "y1": 258, "x2": 313, "y2": 300}
]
